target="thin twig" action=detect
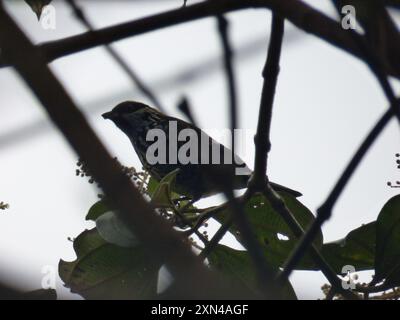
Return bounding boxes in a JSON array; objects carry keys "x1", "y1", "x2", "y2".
[
  {"x1": 170, "y1": 199, "x2": 210, "y2": 245},
  {"x1": 220, "y1": 189, "x2": 280, "y2": 298},
  {"x1": 263, "y1": 185, "x2": 358, "y2": 299},
  {"x1": 184, "y1": 204, "x2": 228, "y2": 235},
  {"x1": 200, "y1": 217, "x2": 234, "y2": 259},
  {"x1": 217, "y1": 15, "x2": 237, "y2": 155},
  {"x1": 343, "y1": 23, "x2": 400, "y2": 124},
  {"x1": 1, "y1": 0, "x2": 399, "y2": 78},
  {"x1": 280, "y1": 108, "x2": 394, "y2": 281},
  {"x1": 370, "y1": 288, "x2": 400, "y2": 300},
  {"x1": 278, "y1": 5, "x2": 400, "y2": 287},
  {"x1": 199, "y1": 190, "x2": 251, "y2": 258},
  {"x1": 65, "y1": 0, "x2": 165, "y2": 112},
  {"x1": 180, "y1": 97, "x2": 278, "y2": 298},
  {"x1": 216, "y1": 14, "x2": 280, "y2": 298}
]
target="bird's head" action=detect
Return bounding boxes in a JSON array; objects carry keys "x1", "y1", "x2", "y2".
[{"x1": 102, "y1": 101, "x2": 157, "y2": 135}]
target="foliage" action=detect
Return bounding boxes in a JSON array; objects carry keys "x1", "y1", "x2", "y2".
[
  {"x1": 58, "y1": 161, "x2": 400, "y2": 300},
  {"x1": 12, "y1": 1, "x2": 400, "y2": 300}
]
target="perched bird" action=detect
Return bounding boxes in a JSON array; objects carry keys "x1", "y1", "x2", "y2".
[{"x1": 102, "y1": 101, "x2": 301, "y2": 200}]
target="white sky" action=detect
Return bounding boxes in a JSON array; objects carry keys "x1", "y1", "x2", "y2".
[{"x1": 0, "y1": 0, "x2": 399, "y2": 299}]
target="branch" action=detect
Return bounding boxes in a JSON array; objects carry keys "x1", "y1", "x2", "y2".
[
  {"x1": 217, "y1": 15, "x2": 237, "y2": 153},
  {"x1": 1, "y1": 0, "x2": 399, "y2": 79},
  {"x1": 0, "y1": 4, "x2": 229, "y2": 299},
  {"x1": 280, "y1": 107, "x2": 394, "y2": 283},
  {"x1": 330, "y1": 4, "x2": 400, "y2": 124},
  {"x1": 247, "y1": 14, "x2": 357, "y2": 299},
  {"x1": 249, "y1": 14, "x2": 284, "y2": 190},
  {"x1": 263, "y1": 186, "x2": 357, "y2": 299},
  {"x1": 278, "y1": 4, "x2": 400, "y2": 291},
  {"x1": 206, "y1": 13, "x2": 282, "y2": 298},
  {"x1": 65, "y1": 0, "x2": 165, "y2": 112},
  {"x1": 179, "y1": 99, "x2": 279, "y2": 299}
]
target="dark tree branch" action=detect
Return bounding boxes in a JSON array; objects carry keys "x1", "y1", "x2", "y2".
[
  {"x1": 0, "y1": 32, "x2": 292, "y2": 151},
  {"x1": 65, "y1": 0, "x2": 165, "y2": 112},
  {"x1": 246, "y1": 14, "x2": 357, "y2": 299},
  {"x1": 249, "y1": 14, "x2": 284, "y2": 191},
  {"x1": 216, "y1": 189, "x2": 281, "y2": 299},
  {"x1": 1, "y1": 0, "x2": 399, "y2": 79},
  {"x1": 280, "y1": 108, "x2": 394, "y2": 281},
  {"x1": 0, "y1": 4, "x2": 233, "y2": 299},
  {"x1": 330, "y1": 3, "x2": 400, "y2": 124},
  {"x1": 179, "y1": 97, "x2": 278, "y2": 298},
  {"x1": 215, "y1": 15, "x2": 281, "y2": 297},
  {"x1": 278, "y1": 2, "x2": 400, "y2": 279},
  {"x1": 263, "y1": 186, "x2": 357, "y2": 299},
  {"x1": 217, "y1": 15, "x2": 237, "y2": 154}
]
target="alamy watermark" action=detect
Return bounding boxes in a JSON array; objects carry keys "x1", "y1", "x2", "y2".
[
  {"x1": 40, "y1": 4, "x2": 56, "y2": 30},
  {"x1": 341, "y1": 5, "x2": 357, "y2": 30},
  {"x1": 41, "y1": 265, "x2": 56, "y2": 289},
  {"x1": 145, "y1": 121, "x2": 252, "y2": 176},
  {"x1": 341, "y1": 265, "x2": 357, "y2": 290}
]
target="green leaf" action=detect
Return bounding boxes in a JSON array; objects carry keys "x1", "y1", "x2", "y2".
[
  {"x1": 321, "y1": 222, "x2": 376, "y2": 273},
  {"x1": 147, "y1": 177, "x2": 159, "y2": 196},
  {"x1": 24, "y1": 0, "x2": 52, "y2": 20},
  {"x1": 150, "y1": 169, "x2": 180, "y2": 207},
  {"x1": 59, "y1": 228, "x2": 160, "y2": 299},
  {"x1": 208, "y1": 245, "x2": 297, "y2": 300},
  {"x1": 96, "y1": 211, "x2": 138, "y2": 248},
  {"x1": 214, "y1": 192, "x2": 322, "y2": 270},
  {"x1": 86, "y1": 200, "x2": 139, "y2": 247},
  {"x1": 86, "y1": 200, "x2": 113, "y2": 221},
  {"x1": 374, "y1": 194, "x2": 400, "y2": 286}
]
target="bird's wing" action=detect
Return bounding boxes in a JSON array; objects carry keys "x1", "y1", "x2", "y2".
[{"x1": 163, "y1": 113, "x2": 250, "y2": 171}]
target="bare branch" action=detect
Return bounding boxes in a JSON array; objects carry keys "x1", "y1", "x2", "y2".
[
  {"x1": 263, "y1": 186, "x2": 358, "y2": 299},
  {"x1": 245, "y1": 14, "x2": 358, "y2": 299},
  {"x1": 280, "y1": 108, "x2": 394, "y2": 283},
  {"x1": 249, "y1": 14, "x2": 284, "y2": 191},
  {"x1": 65, "y1": 0, "x2": 165, "y2": 112},
  {"x1": 217, "y1": 15, "x2": 237, "y2": 152},
  {"x1": 178, "y1": 98, "x2": 279, "y2": 298},
  {"x1": 1, "y1": 0, "x2": 399, "y2": 79}
]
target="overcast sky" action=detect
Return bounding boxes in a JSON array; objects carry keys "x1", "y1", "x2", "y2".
[{"x1": 0, "y1": 0, "x2": 399, "y2": 299}]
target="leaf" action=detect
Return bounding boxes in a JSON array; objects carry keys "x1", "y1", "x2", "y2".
[
  {"x1": 24, "y1": 0, "x2": 52, "y2": 20},
  {"x1": 374, "y1": 194, "x2": 400, "y2": 286},
  {"x1": 208, "y1": 245, "x2": 297, "y2": 300},
  {"x1": 147, "y1": 177, "x2": 159, "y2": 196},
  {"x1": 59, "y1": 228, "x2": 160, "y2": 299},
  {"x1": 96, "y1": 211, "x2": 138, "y2": 248},
  {"x1": 86, "y1": 200, "x2": 139, "y2": 247},
  {"x1": 86, "y1": 199, "x2": 113, "y2": 221},
  {"x1": 214, "y1": 192, "x2": 323, "y2": 270},
  {"x1": 150, "y1": 169, "x2": 180, "y2": 207},
  {"x1": 321, "y1": 222, "x2": 376, "y2": 273}
]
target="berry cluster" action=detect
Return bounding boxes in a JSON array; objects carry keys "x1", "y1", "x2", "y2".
[
  {"x1": 75, "y1": 158, "x2": 150, "y2": 197},
  {"x1": 387, "y1": 153, "x2": 400, "y2": 188}
]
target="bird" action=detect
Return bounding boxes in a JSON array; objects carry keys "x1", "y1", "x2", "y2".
[{"x1": 102, "y1": 101, "x2": 301, "y2": 201}]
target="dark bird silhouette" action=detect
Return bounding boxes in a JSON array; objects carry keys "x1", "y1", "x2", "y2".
[{"x1": 103, "y1": 101, "x2": 301, "y2": 200}]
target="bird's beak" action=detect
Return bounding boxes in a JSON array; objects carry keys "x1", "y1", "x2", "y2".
[{"x1": 102, "y1": 111, "x2": 114, "y2": 120}]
